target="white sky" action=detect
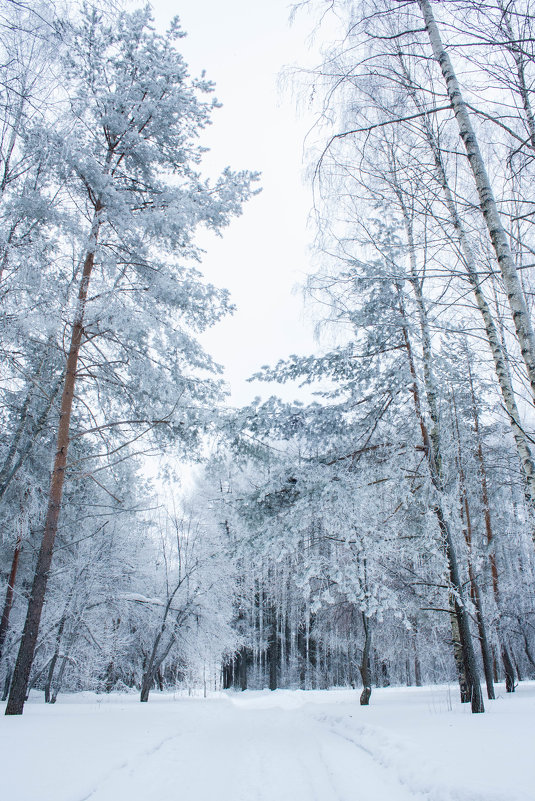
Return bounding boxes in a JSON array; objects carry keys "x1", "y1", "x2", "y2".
[{"x1": 151, "y1": 0, "x2": 325, "y2": 407}]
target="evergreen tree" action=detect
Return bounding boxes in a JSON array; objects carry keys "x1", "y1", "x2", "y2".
[{"x1": 5, "y1": 6, "x2": 256, "y2": 715}]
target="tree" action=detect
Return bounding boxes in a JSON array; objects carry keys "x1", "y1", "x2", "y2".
[
  {"x1": 296, "y1": 0, "x2": 535, "y2": 516},
  {"x1": 415, "y1": 0, "x2": 535, "y2": 425},
  {"x1": 5, "y1": 6, "x2": 256, "y2": 715},
  {"x1": 138, "y1": 506, "x2": 235, "y2": 703}
]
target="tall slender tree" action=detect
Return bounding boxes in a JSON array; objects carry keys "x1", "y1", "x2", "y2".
[
  {"x1": 5, "y1": 7, "x2": 255, "y2": 715},
  {"x1": 416, "y1": 0, "x2": 535, "y2": 405}
]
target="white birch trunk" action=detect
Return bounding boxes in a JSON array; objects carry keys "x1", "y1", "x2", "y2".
[
  {"x1": 397, "y1": 53, "x2": 535, "y2": 511},
  {"x1": 417, "y1": 0, "x2": 535, "y2": 405}
]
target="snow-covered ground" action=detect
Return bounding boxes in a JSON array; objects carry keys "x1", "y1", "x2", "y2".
[{"x1": 1, "y1": 682, "x2": 533, "y2": 801}]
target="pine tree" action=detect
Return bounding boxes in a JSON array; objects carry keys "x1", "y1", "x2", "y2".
[{"x1": 5, "y1": 7, "x2": 256, "y2": 715}]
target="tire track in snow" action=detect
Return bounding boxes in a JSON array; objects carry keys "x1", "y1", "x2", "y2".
[
  {"x1": 312, "y1": 720, "x2": 421, "y2": 801},
  {"x1": 314, "y1": 713, "x2": 530, "y2": 801},
  {"x1": 77, "y1": 729, "x2": 190, "y2": 801}
]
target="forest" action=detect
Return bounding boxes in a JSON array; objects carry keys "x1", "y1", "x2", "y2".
[{"x1": 1, "y1": 0, "x2": 535, "y2": 726}]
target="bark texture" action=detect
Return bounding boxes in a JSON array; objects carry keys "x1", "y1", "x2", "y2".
[{"x1": 359, "y1": 613, "x2": 372, "y2": 705}]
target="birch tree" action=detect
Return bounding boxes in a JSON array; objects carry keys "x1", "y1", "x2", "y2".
[
  {"x1": 296, "y1": 0, "x2": 535, "y2": 517},
  {"x1": 413, "y1": 0, "x2": 535, "y2": 408}
]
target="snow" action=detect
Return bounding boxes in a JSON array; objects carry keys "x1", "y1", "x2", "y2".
[{"x1": 1, "y1": 683, "x2": 533, "y2": 801}]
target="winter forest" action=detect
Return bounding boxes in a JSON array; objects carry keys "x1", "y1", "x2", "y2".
[{"x1": 0, "y1": 0, "x2": 534, "y2": 798}]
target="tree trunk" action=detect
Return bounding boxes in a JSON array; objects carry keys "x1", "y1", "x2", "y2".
[
  {"x1": 469, "y1": 373, "x2": 516, "y2": 692},
  {"x1": 268, "y1": 608, "x2": 278, "y2": 691},
  {"x1": 297, "y1": 622, "x2": 306, "y2": 688},
  {"x1": 222, "y1": 660, "x2": 233, "y2": 690},
  {"x1": 140, "y1": 673, "x2": 152, "y2": 703},
  {"x1": 44, "y1": 613, "x2": 67, "y2": 703},
  {"x1": 414, "y1": 644, "x2": 422, "y2": 687},
  {"x1": 521, "y1": 628, "x2": 535, "y2": 671},
  {"x1": 2, "y1": 669, "x2": 11, "y2": 701},
  {"x1": 50, "y1": 633, "x2": 75, "y2": 704},
  {"x1": 502, "y1": 644, "x2": 516, "y2": 693},
  {"x1": 140, "y1": 618, "x2": 180, "y2": 703},
  {"x1": 5, "y1": 210, "x2": 101, "y2": 716},
  {"x1": 450, "y1": 605, "x2": 470, "y2": 703},
  {"x1": 359, "y1": 612, "x2": 372, "y2": 705},
  {"x1": 470, "y1": 576, "x2": 495, "y2": 701},
  {"x1": 44, "y1": 657, "x2": 57, "y2": 704},
  {"x1": 452, "y1": 395, "x2": 495, "y2": 701},
  {"x1": 399, "y1": 299, "x2": 484, "y2": 712},
  {"x1": 140, "y1": 632, "x2": 173, "y2": 703},
  {"x1": 418, "y1": 0, "x2": 535, "y2": 410},
  {"x1": 396, "y1": 207, "x2": 484, "y2": 711},
  {"x1": 237, "y1": 646, "x2": 248, "y2": 691},
  {"x1": 398, "y1": 50, "x2": 535, "y2": 510},
  {"x1": 0, "y1": 531, "x2": 23, "y2": 661}
]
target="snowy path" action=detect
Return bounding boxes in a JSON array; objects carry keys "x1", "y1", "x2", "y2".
[
  {"x1": 77, "y1": 704, "x2": 419, "y2": 801},
  {"x1": 1, "y1": 684, "x2": 533, "y2": 801}
]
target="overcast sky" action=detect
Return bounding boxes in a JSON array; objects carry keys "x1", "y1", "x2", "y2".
[{"x1": 151, "y1": 0, "x2": 327, "y2": 407}]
